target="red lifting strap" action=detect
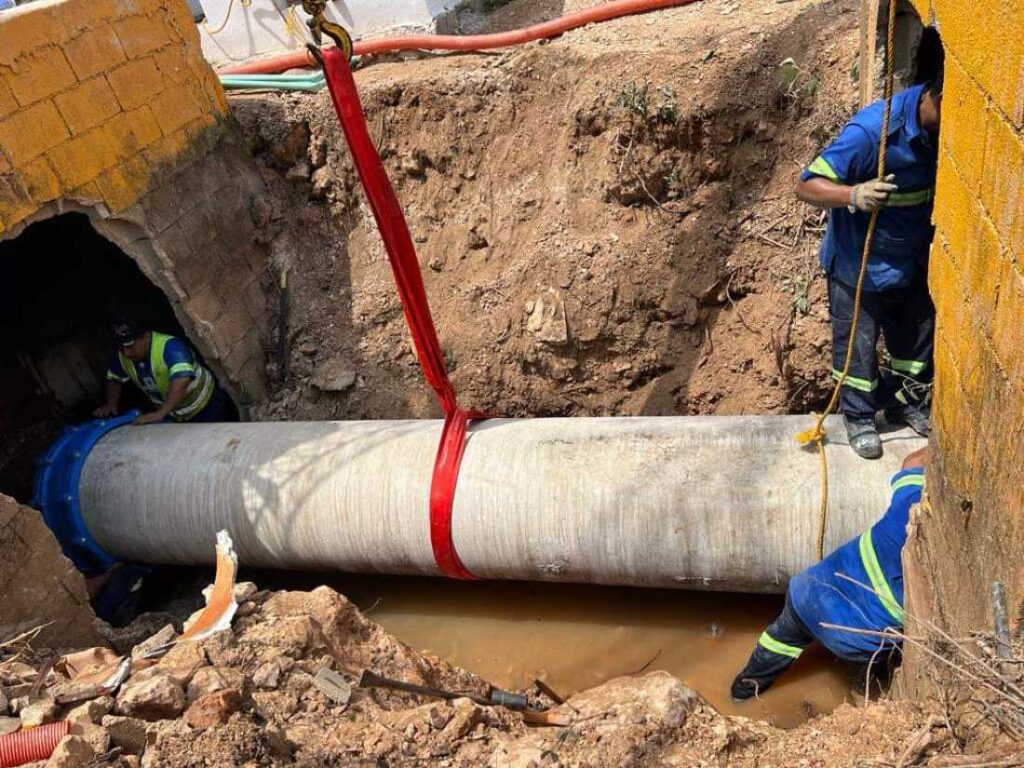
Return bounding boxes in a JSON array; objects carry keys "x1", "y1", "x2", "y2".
[{"x1": 321, "y1": 48, "x2": 478, "y2": 580}]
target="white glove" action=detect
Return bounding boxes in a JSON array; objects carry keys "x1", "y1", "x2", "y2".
[{"x1": 848, "y1": 174, "x2": 897, "y2": 212}]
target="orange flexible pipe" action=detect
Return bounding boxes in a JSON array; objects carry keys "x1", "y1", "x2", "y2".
[{"x1": 218, "y1": 0, "x2": 700, "y2": 74}]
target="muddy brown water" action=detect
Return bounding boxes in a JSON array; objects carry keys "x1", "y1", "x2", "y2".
[{"x1": 334, "y1": 575, "x2": 855, "y2": 728}]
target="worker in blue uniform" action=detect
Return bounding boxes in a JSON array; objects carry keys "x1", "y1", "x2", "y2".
[
  {"x1": 730, "y1": 446, "x2": 928, "y2": 700},
  {"x1": 93, "y1": 317, "x2": 235, "y2": 425},
  {"x1": 798, "y1": 75, "x2": 942, "y2": 459}
]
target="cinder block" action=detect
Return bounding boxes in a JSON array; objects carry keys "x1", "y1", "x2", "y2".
[
  {"x1": 984, "y1": 12, "x2": 1024, "y2": 128},
  {"x1": 991, "y1": 259, "x2": 1023, "y2": 376},
  {"x1": 18, "y1": 155, "x2": 61, "y2": 206},
  {"x1": 106, "y1": 57, "x2": 165, "y2": 111},
  {"x1": 94, "y1": 154, "x2": 151, "y2": 214},
  {"x1": 63, "y1": 25, "x2": 127, "y2": 81},
  {"x1": 225, "y1": 327, "x2": 261, "y2": 372},
  {"x1": 148, "y1": 84, "x2": 202, "y2": 136},
  {"x1": 964, "y1": 215, "x2": 1003, "y2": 328},
  {"x1": 46, "y1": 124, "x2": 121, "y2": 189},
  {"x1": 55, "y1": 76, "x2": 121, "y2": 134},
  {"x1": 936, "y1": 2, "x2": 994, "y2": 82},
  {"x1": 152, "y1": 44, "x2": 192, "y2": 85},
  {"x1": 943, "y1": 59, "x2": 989, "y2": 195},
  {"x1": 0, "y1": 78, "x2": 17, "y2": 120},
  {"x1": 933, "y1": 154, "x2": 972, "y2": 265},
  {"x1": 928, "y1": 236, "x2": 963, "y2": 307},
  {"x1": 171, "y1": 241, "x2": 220, "y2": 294},
  {"x1": 212, "y1": 297, "x2": 257, "y2": 359},
  {"x1": 7, "y1": 48, "x2": 77, "y2": 107},
  {"x1": 112, "y1": 15, "x2": 168, "y2": 59},
  {"x1": 104, "y1": 106, "x2": 162, "y2": 160},
  {"x1": 0, "y1": 13, "x2": 56, "y2": 67},
  {"x1": 980, "y1": 109, "x2": 1024, "y2": 241},
  {"x1": 49, "y1": 0, "x2": 119, "y2": 43},
  {"x1": 0, "y1": 100, "x2": 71, "y2": 165},
  {"x1": 138, "y1": 169, "x2": 198, "y2": 233},
  {"x1": 0, "y1": 173, "x2": 33, "y2": 231},
  {"x1": 69, "y1": 178, "x2": 103, "y2": 205},
  {"x1": 185, "y1": 285, "x2": 224, "y2": 325}
]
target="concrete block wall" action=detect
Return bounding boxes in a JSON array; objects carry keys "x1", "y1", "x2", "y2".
[
  {"x1": 0, "y1": 0, "x2": 228, "y2": 231},
  {"x1": 0, "y1": 0, "x2": 267, "y2": 402},
  {"x1": 903, "y1": 0, "x2": 1024, "y2": 649}
]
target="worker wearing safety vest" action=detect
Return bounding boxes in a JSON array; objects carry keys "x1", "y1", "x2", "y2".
[
  {"x1": 93, "y1": 317, "x2": 234, "y2": 425},
  {"x1": 730, "y1": 446, "x2": 928, "y2": 700},
  {"x1": 797, "y1": 76, "x2": 942, "y2": 459}
]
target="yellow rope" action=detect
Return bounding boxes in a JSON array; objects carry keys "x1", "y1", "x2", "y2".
[
  {"x1": 203, "y1": 0, "x2": 253, "y2": 37},
  {"x1": 797, "y1": 0, "x2": 899, "y2": 559}
]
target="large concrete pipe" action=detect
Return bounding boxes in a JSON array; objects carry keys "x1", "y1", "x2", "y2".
[{"x1": 34, "y1": 414, "x2": 925, "y2": 593}]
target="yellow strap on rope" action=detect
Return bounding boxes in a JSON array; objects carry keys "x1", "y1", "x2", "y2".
[{"x1": 798, "y1": 0, "x2": 899, "y2": 559}]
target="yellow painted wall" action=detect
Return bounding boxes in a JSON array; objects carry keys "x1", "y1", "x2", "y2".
[
  {"x1": 0, "y1": 0, "x2": 228, "y2": 235},
  {"x1": 904, "y1": 0, "x2": 1024, "y2": 637}
]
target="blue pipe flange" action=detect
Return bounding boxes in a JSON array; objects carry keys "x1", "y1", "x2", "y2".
[{"x1": 31, "y1": 411, "x2": 139, "y2": 574}]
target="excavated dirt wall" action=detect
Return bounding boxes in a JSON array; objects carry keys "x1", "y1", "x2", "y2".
[
  {"x1": 0, "y1": 493, "x2": 100, "y2": 649},
  {"x1": 235, "y1": 0, "x2": 860, "y2": 424}
]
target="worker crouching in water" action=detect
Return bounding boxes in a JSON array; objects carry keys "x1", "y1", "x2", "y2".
[
  {"x1": 93, "y1": 317, "x2": 236, "y2": 425},
  {"x1": 798, "y1": 76, "x2": 942, "y2": 459},
  {"x1": 730, "y1": 446, "x2": 928, "y2": 700}
]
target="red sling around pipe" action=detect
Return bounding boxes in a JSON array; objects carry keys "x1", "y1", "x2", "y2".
[
  {"x1": 219, "y1": 0, "x2": 701, "y2": 74},
  {"x1": 320, "y1": 47, "x2": 480, "y2": 580}
]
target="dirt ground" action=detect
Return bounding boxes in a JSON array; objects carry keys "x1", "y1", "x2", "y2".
[
  {"x1": 233, "y1": 0, "x2": 855, "y2": 424},
  {"x1": 5, "y1": 580, "x2": 1018, "y2": 768}
]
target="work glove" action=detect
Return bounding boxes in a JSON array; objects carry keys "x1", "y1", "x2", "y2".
[{"x1": 848, "y1": 174, "x2": 897, "y2": 212}]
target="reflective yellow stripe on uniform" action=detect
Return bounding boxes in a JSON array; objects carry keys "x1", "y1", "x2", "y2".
[
  {"x1": 858, "y1": 531, "x2": 905, "y2": 625},
  {"x1": 758, "y1": 631, "x2": 804, "y2": 659},
  {"x1": 831, "y1": 368, "x2": 877, "y2": 392},
  {"x1": 889, "y1": 357, "x2": 928, "y2": 375},
  {"x1": 168, "y1": 362, "x2": 196, "y2": 377},
  {"x1": 887, "y1": 188, "x2": 934, "y2": 207},
  {"x1": 172, "y1": 366, "x2": 215, "y2": 421},
  {"x1": 891, "y1": 473, "x2": 925, "y2": 493},
  {"x1": 807, "y1": 156, "x2": 841, "y2": 182}
]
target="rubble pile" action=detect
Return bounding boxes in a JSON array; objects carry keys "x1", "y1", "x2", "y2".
[
  {"x1": 0, "y1": 583, "x2": 713, "y2": 768},
  {"x1": 1, "y1": 578, "x2": 995, "y2": 768}
]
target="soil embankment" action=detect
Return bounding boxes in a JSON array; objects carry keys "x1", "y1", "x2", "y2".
[{"x1": 235, "y1": 0, "x2": 853, "y2": 424}]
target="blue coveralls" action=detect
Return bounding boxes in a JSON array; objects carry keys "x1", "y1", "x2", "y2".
[
  {"x1": 732, "y1": 468, "x2": 925, "y2": 697},
  {"x1": 801, "y1": 84, "x2": 938, "y2": 422}
]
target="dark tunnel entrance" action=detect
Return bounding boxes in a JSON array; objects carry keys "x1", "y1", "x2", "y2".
[{"x1": 0, "y1": 213, "x2": 188, "y2": 501}]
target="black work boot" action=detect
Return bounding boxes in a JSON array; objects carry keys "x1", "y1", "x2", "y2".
[
  {"x1": 844, "y1": 415, "x2": 883, "y2": 460},
  {"x1": 730, "y1": 674, "x2": 760, "y2": 702},
  {"x1": 885, "y1": 404, "x2": 931, "y2": 437}
]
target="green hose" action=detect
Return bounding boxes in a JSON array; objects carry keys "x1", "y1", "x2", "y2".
[{"x1": 219, "y1": 73, "x2": 326, "y2": 91}]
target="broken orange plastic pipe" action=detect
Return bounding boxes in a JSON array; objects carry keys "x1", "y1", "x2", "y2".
[{"x1": 218, "y1": 0, "x2": 702, "y2": 75}]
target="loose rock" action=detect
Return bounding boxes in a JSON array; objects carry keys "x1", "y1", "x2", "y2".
[
  {"x1": 116, "y1": 674, "x2": 187, "y2": 721},
  {"x1": 311, "y1": 358, "x2": 357, "y2": 392},
  {"x1": 183, "y1": 689, "x2": 242, "y2": 730},
  {"x1": 102, "y1": 715, "x2": 150, "y2": 755},
  {"x1": 20, "y1": 698, "x2": 58, "y2": 727},
  {"x1": 45, "y1": 735, "x2": 95, "y2": 768}
]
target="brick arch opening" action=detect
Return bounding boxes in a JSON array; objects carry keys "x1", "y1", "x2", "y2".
[{"x1": 0, "y1": 207, "x2": 237, "y2": 501}]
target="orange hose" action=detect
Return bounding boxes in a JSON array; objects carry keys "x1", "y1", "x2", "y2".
[
  {"x1": 0, "y1": 722, "x2": 70, "y2": 768},
  {"x1": 219, "y1": 0, "x2": 700, "y2": 74}
]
